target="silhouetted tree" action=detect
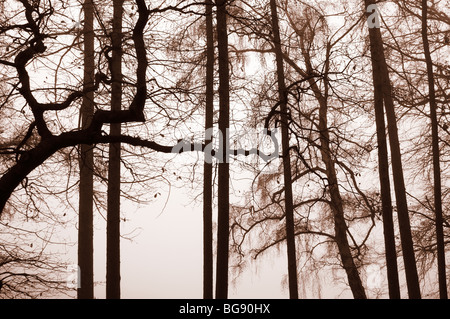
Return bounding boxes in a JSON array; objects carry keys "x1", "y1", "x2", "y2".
[
  {"x1": 364, "y1": 0, "x2": 421, "y2": 299},
  {"x1": 0, "y1": 222, "x2": 69, "y2": 298},
  {"x1": 203, "y1": 0, "x2": 215, "y2": 300},
  {"x1": 106, "y1": 0, "x2": 124, "y2": 299},
  {"x1": 421, "y1": 0, "x2": 447, "y2": 299},
  {"x1": 78, "y1": 0, "x2": 95, "y2": 300},
  {"x1": 215, "y1": 0, "x2": 230, "y2": 299},
  {"x1": 1, "y1": 0, "x2": 449, "y2": 300},
  {"x1": 269, "y1": 0, "x2": 298, "y2": 299},
  {"x1": 363, "y1": 1, "x2": 401, "y2": 299}
]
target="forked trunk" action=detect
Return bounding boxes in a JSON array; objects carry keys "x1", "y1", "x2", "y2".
[
  {"x1": 365, "y1": 3, "x2": 401, "y2": 298},
  {"x1": 364, "y1": 0, "x2": 421, "y2": 299}
]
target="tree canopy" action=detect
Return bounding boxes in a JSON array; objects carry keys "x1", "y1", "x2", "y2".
[{"x1": 0, "y1": 0, "x2": 449, "y2": 299}]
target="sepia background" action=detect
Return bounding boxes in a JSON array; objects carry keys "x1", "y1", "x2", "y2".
[{"x1": 0, "y1": 0, "x2": 449, "y2": 299}]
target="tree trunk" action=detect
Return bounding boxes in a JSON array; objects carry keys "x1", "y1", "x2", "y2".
[
  {"x1": 77, "y1": 0, "x2": 95, "y2": 300},
  {"x1": 269, "y1": 0, "x2": 299, "y2": 299},
  {"x1": 0, "y1": 0, "x2": 150, "y2": 216},
  {"x1": 106, "y1": 0, "x2": 123, "y2": 299},
  {"x1": 318, "y1": 99, "x2": 367, "y2": 299},
  {"x1": 215, "y1": 0, "x2": 230, "y2": 299},
  {"x1": 203, "y1": 0, "x2": 215, "y2": 300},
  {"x1": 364, "y1": 0, "x2": 421, "y2": 299},
  {"x1": 421, "y1": 0, "x2": 447, "y2": 299},
  {"x1": 301, "y1": 37, "x2": 367, "y2": 298},
  {"x1": 371, "y1": 51, "x2": 401, "y2": 299},
  {"x1": 366, "y1": 8, "x2": 401, "y2": 299}
]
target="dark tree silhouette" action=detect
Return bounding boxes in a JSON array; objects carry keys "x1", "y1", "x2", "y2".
[
  {"x1": 1, "y1": 0, "x2": 449, "y2": 300},
  {"x1": 77, "y1": 0, "x2": 95, "y2": 300},
  {"x1": 421, "y1": 0, "x2": 447, "y2": 299},
  {"x1": 215, "y1": 0, "x2": 231, "y2": 299},
  {"x1": 364, "y1": 1, "x2": 401, "y2": 299},
  {"x1": 106, "y1": 0, "x2": 124, "y2": 299},
  {"x1": 203, "y1": 0, "x2": 215, "y2": 300},
  {"x1": 269, "y1": 0, "x2": 298, "y2": 299},
  {"x1": 364, "y1": 0, "x2": 421, "y2": 299}
]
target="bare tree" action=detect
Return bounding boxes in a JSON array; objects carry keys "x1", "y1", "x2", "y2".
[
  {"x1": 78, "y1": 0, "x2": 95, "y2": 300},
  {"x1": 203, "y1": 0, "x2": 215, "y2": 300},
  {"x1": 106, "y1": 0, "x2": 124, "y2": 299},
  {"x1": 215, "y1": 0, "x2": 231, "y2": 299},
  {"x1": 1, "y1": 0, "x2": 449, "y2": 300},
  {"x1": 289, "y1": 7, "x2": 367, "y2": 298},
  {"x1": 364, "y1": 0, "x2": 421, "y2": 299},
  {"x1": 0, "y1": 226, "x2": 69, "y2": 298},
  {"x1": 269, "y1": 0, "x2": 298, "y2": 299},
  {"x1": 421, "y1": 0, "x2": 447, "y2": 299},
  {"x1": 364, "y1": 1, "x2": 401, "y2": 299}
]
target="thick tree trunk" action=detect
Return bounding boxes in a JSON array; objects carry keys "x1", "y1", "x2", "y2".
[
  {"x1": 203, "y1": 0, "x2": 214, "y2": 300},
  {"x1": 215, "y1": 0, "x2": 230, "y2": 299},
  {"x1": 371, "y1": 52, "x2": 401, "y2": 299},
  {"x1": 364, "y1": 0, "x2": 421, "y2": 299},
  {"x1": 77, "y1": 0, "x2": 95, "y2": 299},
  {"x1": 106, "y1": 0, "x2": 123, "y2": 299},
  {"x1": 421, "y1": 0, "x2": 447, "y2": 299},
  {"x1": 269, "y1": 0, "x2": 299, "y2": 299}
]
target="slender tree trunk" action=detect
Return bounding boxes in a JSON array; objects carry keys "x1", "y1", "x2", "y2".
[
  {"x1": 364, "y1": 0, "x2": 421, "y2": 299},
  {"x1": 365, "y1": 7, "x2": 401, "y2": 299},
  {"x1": 203, "y1": 0, "x2": 215, "y2": 300},
  {"x1": 106, "y1": 0, "x2": 123, "y2": 299},
  {"x1": 421, "y1": 0, "x2": 447, "y2": 299},
  {"x1": 77, "y1": 0, "x2": 95, "y2": 300},
  {"x1": 300, "y1": 38, "x2": 366, "y2": 298},
  {"x1": 371, "y1": 53, "x2": 401, "y2": 299},
  {"x1": 215, "y1": 0, "x2": 230, "y2": 299},
  {"x1": 318, "y1": 100, "x2": 367, "y2": 299},
  {"x1": 269, "y1": 0, "x2": 298, "y2": 299}
]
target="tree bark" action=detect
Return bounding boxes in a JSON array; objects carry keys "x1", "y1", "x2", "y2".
[
  {"x1": 421, "y1": 0, "x2": 447, "y2": 299},
  {"x1": 364, "y1": 0, "x2": 421, "y2": 299},
  {"x1": 371, "y1": 49, "x2": 401, "y2": 299},
  {"x1": 0, "y1": 0, "x2": 150, "y2": 217},
  {"x1": 203, "y1": 0, "x2": 215, "y2": 300},
  {"x1": 269, "y1": 0, "x2": 299, "y2": 299},
  {"x1": 317, "y1": 98, "x2": 367, "y2": 299},
  {"x1": 106, "y1": 0, "x2": 124, "y2": 299},
  {"x1": 365, "y1": 5, "x2": 401, "y2": 298},
  {"x1": 215, "y1": 0, "x2": 230, "y2": 299},
  {"x1": 77, "y1": 0, "x2": 95, "y2": 300},
  {"x1": 299, "y1": 33, "x2": 366, "y2": 298}
]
